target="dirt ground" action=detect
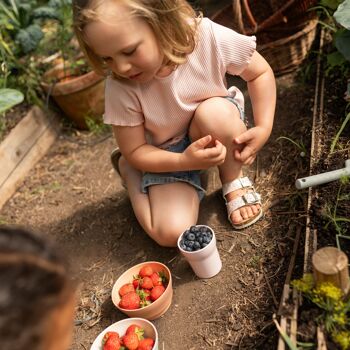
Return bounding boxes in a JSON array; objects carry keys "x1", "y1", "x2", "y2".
[{"x1": 0, "y1": 70, "x2": 316, "y2": 349}]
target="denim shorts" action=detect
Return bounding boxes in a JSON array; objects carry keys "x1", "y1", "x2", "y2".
[
  {"x1": 140, "y1": 96, "x2": 244, "y2": 201},
  {"x1": 141, "y1": 135, "x2": 206, "y2": 200}
]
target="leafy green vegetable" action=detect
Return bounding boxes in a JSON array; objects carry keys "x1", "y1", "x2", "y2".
[
  {"x1": 334, "y1": 0, "x2": 350, "y2": 29},
  {"x1": 0, "y1": 88, "x2": 24, "y2": 114}
]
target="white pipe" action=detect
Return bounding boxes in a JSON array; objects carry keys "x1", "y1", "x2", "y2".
[{"x1": 295, "y1": 159, "x2": 350, "y2": 189}]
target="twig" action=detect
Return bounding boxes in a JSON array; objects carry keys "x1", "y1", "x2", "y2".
[
  {"x1": 238, "y1": 332, "x2": 245, "y2": 350},
  {"x1": 228, "y1": 242, "x2": 235, "y2": 253},
  {"x1": 167, "y1": 255, "x2": 177, "y2": 263},
  {"x1": 262, "y1": 268, "x2": 278, "y2": 308}
]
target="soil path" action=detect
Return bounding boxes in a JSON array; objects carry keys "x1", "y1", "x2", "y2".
[{"x1": 0, "y1": 73, "x2": 314, "y2": 349}]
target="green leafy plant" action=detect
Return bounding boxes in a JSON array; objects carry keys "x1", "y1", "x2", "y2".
[
  {"x1": 292, "y1": 274, "x2": 350, "y2": 350},
  {"x1": 322, "y1": 176, "x2": 350, "y2": 234},
  {"x1": 315, "y1": 0, "x2": 350, "y2": 74},
  {"x1": 85, "y1": 116, "x2": 110, "y2": 135},
  {"x1": 330, "y1": 109, "x2": 350, "y2": 153},
  {"x1": 0, "y1": 0, "x2": 74, "y2": 104},
  {"x1": 0, "y1": 87, "x2": 23, "y2": 114}
]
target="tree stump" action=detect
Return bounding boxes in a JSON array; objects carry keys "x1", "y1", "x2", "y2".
[{"x1": 312, "y1": 247, "x2": 350, "y2": 294}]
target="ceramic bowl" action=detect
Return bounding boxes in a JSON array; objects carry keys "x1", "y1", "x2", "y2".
[
  {"x1": 111, "y1": 261, "x2": 172, "y2": 320},
  {"x1": 90, "y1": 317, "x2": 158, "y2": 350}
]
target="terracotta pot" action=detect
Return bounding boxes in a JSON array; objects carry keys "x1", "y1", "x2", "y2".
[{"x1": 42, "y1": 63, "x2": 105, "y2": 129}]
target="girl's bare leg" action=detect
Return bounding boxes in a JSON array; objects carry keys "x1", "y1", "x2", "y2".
[
  {"x1": 118, "y1": 157, "x2": 199, "y2": 247},
  {"x1": 189, "y1": 97, "x2": 261, "y2": 226}
]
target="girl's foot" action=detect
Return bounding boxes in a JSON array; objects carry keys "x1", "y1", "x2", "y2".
[{"x1": 222, "y1": 177, "x2": 263, "y2": 229}]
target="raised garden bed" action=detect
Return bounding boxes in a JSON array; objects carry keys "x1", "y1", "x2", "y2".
[{"x1": 0, "y1": 106, "x2": 59, "y2": 210}]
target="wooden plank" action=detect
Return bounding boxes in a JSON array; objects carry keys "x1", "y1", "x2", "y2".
[
  {"x1": 0, "y1": 106, "x2": 51, "y2": 187},
  {"x1": 0, "y1": 106, "x2": 59, "y2": 210}
]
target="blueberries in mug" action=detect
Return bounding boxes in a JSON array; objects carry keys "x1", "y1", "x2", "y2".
[{"x1": 179, "y1": 225, "x2": 213, "y2": 251}]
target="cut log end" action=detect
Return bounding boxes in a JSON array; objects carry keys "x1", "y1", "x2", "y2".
[{"x1": 312, "y1": 247, "x2": 350, "y2": 294}]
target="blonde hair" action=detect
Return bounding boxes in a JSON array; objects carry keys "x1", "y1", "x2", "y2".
[{"x1": 73, "y1": 0, "x2": 200, "y2": 77}]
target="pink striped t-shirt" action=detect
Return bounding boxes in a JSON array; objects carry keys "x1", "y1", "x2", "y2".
[{"x1": 104, "y1": 17, "x2": 256, "y2": 147}]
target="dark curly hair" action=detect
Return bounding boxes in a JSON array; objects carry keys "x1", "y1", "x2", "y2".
[{"x1": 0, "y1": 226, "x2": 75, "y2": 350}]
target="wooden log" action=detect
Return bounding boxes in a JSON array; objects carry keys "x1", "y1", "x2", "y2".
[{"x1": 312, "y1": 247, "x2": 350, "y2": 294}]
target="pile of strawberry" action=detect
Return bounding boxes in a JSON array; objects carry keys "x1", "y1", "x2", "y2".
[
  {"x1": 118, "y1": 265, "x2": 168, "y2": 309},
  {"x1": 102, "y1": 324, "x2": 155, "y2": 350}
]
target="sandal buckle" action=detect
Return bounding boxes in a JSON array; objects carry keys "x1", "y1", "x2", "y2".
[{"x1": 242, "y1": 191, "x2": 260, "y2": 204}]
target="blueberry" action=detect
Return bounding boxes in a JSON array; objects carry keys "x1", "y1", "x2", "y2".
[
  {"x1": 197, "y1": 236, "x2": 203, "y2": 244},
  {"x1": 187, "y1": 233, "x2": 195, "y2": 241},
  {"x1": 183, "y1": 230, "x2": 191, "y2": 239},
  {"x1": 193, "y1": 241, "x2": 201, "y2": 250},
  {"x1": 187, "y1": 241, "x2": 194, "y2": 248},
  {"x1": 201, "y1": 243, "x2": 208, "y2": 248},
  {"x1": 190, "y1": 225, "x2": 200, "y2": 233},
  {"x1": 199, "y1": 226, "x2": 208, "y2": 233},
  {"x1": 186, "y1": 246, "x2": 193, "y2": 251},
  {"x1": 203, "y1": 236, "x2": 211, "y2": 244}
]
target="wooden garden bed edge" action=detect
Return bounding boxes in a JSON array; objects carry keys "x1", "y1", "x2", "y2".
[{"x1": 0, "y1": 106, "x2": 60, "y2": 211}]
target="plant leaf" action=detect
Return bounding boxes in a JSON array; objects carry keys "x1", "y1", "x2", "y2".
[
  {"x1": 320, "y1": 0, "x2": 343, "y2": 10},
  {"x1": 0, "y1": 88, "x2": 24, "y2": 114},
  {"x1": 335, "y1": 29, "x2": 350, "y2": 61},
  {"x1": 334, "y1": 0, "x2": 350, "y2": 29}
]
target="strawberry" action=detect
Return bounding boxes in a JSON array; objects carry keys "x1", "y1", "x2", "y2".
[
  {"x1": 150, "y1": 272, "x2": 162, "y2": 286},
  {"x1": 103, "y1": 332, "x2": 120, "y2": 345},
  {"x1": 119, "y1": 291, "x2": 140, "y2": 309},
  {"x1": 122, "y1": 332, "x2": 139, "y2": 350},
  {"x1": 126, "y1": 324, "x2": 144, "y2": 339},
  {"x1": 139, "y1": 265, "x2": 153, "y2": 278},
  {"x1": 132, "y1": 276, "x2": 141, "y2": 289},
  {"x1": 119, "y1": 283, "x2": 135, "y2": 297},
  {"x1": 140, "y1": 276, "x2": 153, "y2": 289},
  {"x1": 150, "y1": 285, "x2": 165, "y2": 301},
  {"x1": 137, "y1": 338, "x2": 155, "y2": 350},
  {"x1": 103, "y1": 332, "x2": 121, "y2": 350},
  {"x1": 137, "y1": 289, "x2": 152, "y2": 308}
]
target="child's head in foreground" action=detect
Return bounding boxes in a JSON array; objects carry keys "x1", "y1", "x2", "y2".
[
  {"x1": 73, "y1": 0, "x2": 199, "y2": 80},
  {"x1": 0, "y1": 225, "x2": 76, "y2": 350}
]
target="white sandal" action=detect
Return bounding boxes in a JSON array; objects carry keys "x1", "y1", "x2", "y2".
[{"x1": 222, "y1": 176, "x2": 263, "y2": 229}]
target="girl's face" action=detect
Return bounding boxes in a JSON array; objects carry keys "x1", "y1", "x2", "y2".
[{"x1": 84, "y1": 2, "x2": 166, "y2": 83}]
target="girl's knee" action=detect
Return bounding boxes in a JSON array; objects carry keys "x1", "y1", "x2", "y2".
[
  {"x1": 149, "y1": 223, "x2": 190, "y2": 247},
  {"x1": 192, "y1": 97, "x2": 245, "y2": 138}
]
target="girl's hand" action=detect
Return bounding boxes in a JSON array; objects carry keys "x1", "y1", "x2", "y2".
[
  {"x1": 233, "y1": 126, "x2": 270, "y2": 165},
  {"x1": 183, "y1": 135, "x2": 227, "y2": 170}
]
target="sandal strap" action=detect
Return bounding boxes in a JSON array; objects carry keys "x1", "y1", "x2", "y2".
[
  {"x1": 222, "y1": 176, "x2": 252, "y2": 197},
  {"x1": 226, "y1": 190, "x2": 261, "y2": 217}
]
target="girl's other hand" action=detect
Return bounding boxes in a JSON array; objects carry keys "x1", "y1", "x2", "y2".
[
  {"x1": 233, "y1": 126, "x2": 270, "y2": 165},
  {"x1": 183, "y1": 135, "x2": 226, "y2": 170}
]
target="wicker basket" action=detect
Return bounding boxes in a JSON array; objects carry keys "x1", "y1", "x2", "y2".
[
  {"x1": 241, "y1": 0, "x2": 318, "y2": 34},
  {"x1": 212, "y1": 4, "x2": 318, "y2": 76},
  {"x1": 258, "y1": 19, "x2": 318, "y2": 75}
]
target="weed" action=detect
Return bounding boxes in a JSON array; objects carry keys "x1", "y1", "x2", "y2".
[
  {"x1": 292, "y1": 273, "x2": 350, "y2": 349},
  {"x1": 330, "y1": 110, "x2": 350, "y2": 153},
  {"x1": 276, "y1": 136, "x2": 307, "y2": 157},
  {"x1": 85, "y1": 116, "x2": 111, "y2": 135},
  {"x1": 322, "y1": 176, "x2": 350, "y2": 235},
  {"x1": 30, "y1": 181, "x2": 61, "y2": 195},
  {"x1": 249, "y1": 255, "x2": 261, "y2": 269}
]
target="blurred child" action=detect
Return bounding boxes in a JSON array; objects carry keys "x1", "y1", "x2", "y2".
[
  {"x1": 73, "y1": 0, "x2": 276, "y2": 246},
  {"x1": 0, "y1": 225, "x2": 76, "y2": 350}
]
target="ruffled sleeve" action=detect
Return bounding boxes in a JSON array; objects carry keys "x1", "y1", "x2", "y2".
[
  {"x1": 208, "y1": 18, "x2": 256, "y2": 76},
  {"x1": 103, "y1": 76, "x2": 144, "y2": 126}
]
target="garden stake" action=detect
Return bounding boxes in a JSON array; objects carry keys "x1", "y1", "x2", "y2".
[{"x1": 295, "y1": 159, "x2": 350, "y2": 189}]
